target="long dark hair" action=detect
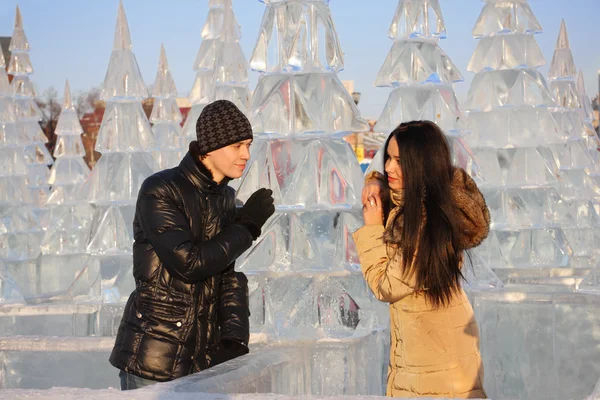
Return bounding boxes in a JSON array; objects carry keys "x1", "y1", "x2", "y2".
[{"x1": 383, "y1": 121, "x2": 462, "y2": 308}]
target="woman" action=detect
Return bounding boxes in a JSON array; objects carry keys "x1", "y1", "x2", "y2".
[{"x1": 353, "y1": 121, "x2": 490, "y2": 398}]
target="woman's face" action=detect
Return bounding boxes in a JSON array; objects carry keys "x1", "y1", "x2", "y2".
[{"x1": 384, "y1": 136, "x2": 404, "y2": 190}]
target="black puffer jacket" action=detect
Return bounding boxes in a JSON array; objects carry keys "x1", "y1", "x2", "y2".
[{"x1": 109, "y1": 151, "x2": 254, "y2": 382}]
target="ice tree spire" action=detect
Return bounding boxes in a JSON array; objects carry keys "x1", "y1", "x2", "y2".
[
  {"x1": 548, "y1": 20, "x2": 577, "y2": 80},
  {"x1": 101, "y1": 1, "x2": 147, "y2": 102},
  {"x1": 151, "y1": 44, "x2": 184, "y2": 171},
  {"x1": 79, "y1": 2, "x2": 156, "y2": 303},
  {"x1": 232, "y1": 0, "x2": 386, "y2": 340},
  {"x1": 181, "y1": 0, "x2": 251, "y2": 141},
  {"x1": 388, "y1": 0, "x2": 446, "y2": 39},
  {"x1": 8, "y1": 5, "x2": 53, "y2": 208}
]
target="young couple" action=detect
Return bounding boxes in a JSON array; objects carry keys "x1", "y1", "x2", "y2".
[{"x1": 110, "y1": 99, "x2": 490, "y2": 399}]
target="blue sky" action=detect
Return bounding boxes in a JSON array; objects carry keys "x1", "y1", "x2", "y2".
[{"x1": 1, "y1": 0, "x2": 599, "y2": 119}]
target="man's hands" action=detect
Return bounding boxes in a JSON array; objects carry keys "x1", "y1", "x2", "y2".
[{"x1": 236, "y1": 188, "x2": 275, "y2": 239}]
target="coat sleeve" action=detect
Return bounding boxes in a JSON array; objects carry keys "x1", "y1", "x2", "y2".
[
  {"x1": 136, "y1": 176, "x2": 254, "y2": 284},
  {"x1": 450, "y1": 168, "x2": 491, "y2": 250},
  {"x1": 352, "y1": 225, "x2": 415, "y2": 304},
  {"x1": 218, "y1": 265, "x2": 250, "y2": 347}
]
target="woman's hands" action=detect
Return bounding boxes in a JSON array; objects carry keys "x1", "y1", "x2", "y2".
[{"x1": 362, "y1": 184, "x2": 383, "y2": 226}]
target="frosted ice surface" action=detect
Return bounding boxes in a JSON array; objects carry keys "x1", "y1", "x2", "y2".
[
  {"x1": 509, "y1": 227, "x2": 571, "y2": 268},
  {"x1": 250, "y1": 1, "x2": 344, "y2": 73},
  {"x1": 472, "y1": 0, "x2": 542, "y2": 38},
  {"x1": 576, "y1": 69, "x2": 594, "y2": 121},
  {"x1": 94, "y1": 101, "x2": 155, "y2": 152},
  {"x1": 236, "y1": 138, "x2": 364, "y2": 210},
  {"x1": 11, "y1": 75, "x2": 36, "y2": 98},
  {"x1": 202, "y1": 1, "x2": 242, "y2": 41},
  {"x1": 549, "y1": 80, "x2": 581, "y2": 109},
  {"x1": 388, "y1": 0, "x2": 446, "y2": 39},
  {"x1": 86, "y1": 204, "x2": 136, "y2": 254},
  {"x1": 375, "y1": 84, "x2": 467, "y2": 135},
  {"x1": 0, "y1": 258, "x2": 25, "y2": 304},
  {"x1": 465, "y1": 69, "x2": 556, "y2": 111},
  {"x1": 7, "y1": 52, "x2": 33, "y2": 77},
  {"x1": 468, "y1": 34, "x2": 545, "y2": 72},
  {"x1": 151, "y1": 45, "x2": 184, "y2": 170},
  {"x1": 236, "y1": 211, "x2": 362, "y2": 273},
  {"x1": 152, "y1": 45, "x2": 178, "y2": 98},
  {"x1": 214, "y1": 85, "x2": 251, "y2": 115},
  {"x1": 187, "y1": 71, "x2": 214, "y2": 107},
  {"x1": 100, "y1": 2, "x2": 148, "y2": 101},
  {"x1": 80, "y1": 152, "x2": 155, "y2": 203},
  {"x1": 467, "y1": 107, "x2": 565, "y2": 148},
  {"x1": 41, "y1": 203, "x2": 94, "y2": 254},
  {"x1": 53, "y1": 135, "x2": 86, "y2": 158},
  {"x1": 548, "y1": 20, "x2": 576, "y2": 80},
  {"x1": 250, "y1": 73, "x2": 368, "y2": 137},
  {"x1": 375, "y1": 39, "x2": 462, "y2": 86},
  {"x1": 8, "y1": 6, "x2": 29, "y2": 53}
]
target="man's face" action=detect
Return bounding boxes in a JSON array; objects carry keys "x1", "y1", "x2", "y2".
[{"x1": 204, "y1": 139, "x2": 252, "y2": 182}]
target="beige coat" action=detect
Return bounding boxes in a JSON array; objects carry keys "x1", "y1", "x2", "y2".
[{"x1": 353, "y1": 168, "x2": 490, "y2": 398}]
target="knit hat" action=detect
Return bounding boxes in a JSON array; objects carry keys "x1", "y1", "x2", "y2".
[{"x1": 195, "y1": 100, "x2": 253, "y2": 154}]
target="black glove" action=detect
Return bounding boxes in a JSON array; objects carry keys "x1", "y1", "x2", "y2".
[
  {"x1": 208, "y1": 339, "x2": 249, "y2": 368},
  {"x1": 236, "y1": 188, "x2": 275, "y2": 239}
]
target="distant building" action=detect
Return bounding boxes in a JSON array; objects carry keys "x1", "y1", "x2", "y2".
[{"x1": 0, "y1": 36, "x2": 12, "y2": 81}]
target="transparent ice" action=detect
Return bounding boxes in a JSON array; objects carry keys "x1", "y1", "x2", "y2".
[
  {"x1": 9, "y1": 6, "x2": 53, "y2": 209},
  {"x1": 182, "y1": 0, "x2": 251, "y2": 142},
  {"x1": 78, "y1": 2, "x2": 155, "y2": 303},
  {"x1": 151, "y1": 45, "x2": 185, "y2": 171}
]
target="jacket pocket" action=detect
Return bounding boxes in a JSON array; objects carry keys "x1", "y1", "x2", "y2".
[{"x1": 136, "y1": 297, "x2": 189, "y2": 342}]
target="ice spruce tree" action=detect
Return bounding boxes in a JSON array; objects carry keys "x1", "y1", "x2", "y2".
[
  {"x1": 232, "y1": 0, "x2": 389, "y2": 340},
  {"x1": 366, "y1": 0, "x2": 502, "y2": 290},
  {"x1": 544, "y1": 20, "x2": 600, "y2": 268},
  {"x1": 0, "y1": 47, "x2": 31, "y2": 304},
  {"x1": 464, "y1": 0, "x2": 592, "y2": 281},
  {"x1": 8, "y1": 6, "x2": 53, "y2": 213},
  {"x1": 35, "y1": 81, "x2": 97, "y2": 302},
  {"x1": 0, "y1": 7, "x2": 47, "y2": 301},
  {"x1": 151, "y1": 44, "x2": 185, "y2": 171},
  {"x1": 181, "y1": 0, "x2": 250, "y2": 144},
  {"x1": 79, "y1": 1, "x2": 156, "y2": 303}
]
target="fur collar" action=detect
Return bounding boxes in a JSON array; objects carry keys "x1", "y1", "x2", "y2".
[{"x1": 383, "y1": 168, "x2": 490, "y2": 250}]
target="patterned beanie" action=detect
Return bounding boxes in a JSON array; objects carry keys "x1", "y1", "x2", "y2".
[{"x1": 195, "y1": 100, "x2": 253, "y2": 154}]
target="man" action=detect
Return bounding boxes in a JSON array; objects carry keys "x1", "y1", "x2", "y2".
[{"x1": 110, "y1": 100, "x2": 274, "y2": 390}]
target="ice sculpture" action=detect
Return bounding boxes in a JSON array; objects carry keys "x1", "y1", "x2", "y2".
[
  {"x1": 79, "y1": 1, "x2": 155, "y2": 303},
  {"x1": 0, "y1": 8, "x2": 45, "y2": 302},
  {"x1": 366, "y1": 0, "x2": 501, "y2": 289},
  {"x1": 8, "y1": 6, "x2": 53, "y2": 209},
  {"x1": 462, "y1": 0, "x2": 600, "y2": 271},
  {"x1": 544, "y1": 21, "x2": 600, "y2": 268},
  {"x1": 151, "y1": 44, "x2": 185, "y2": 171},
  {"x1": 371, "y1": 0, "x2": 481, "y2": 179},
  {"x1": 25, "y1": 81, "x2": 98, "y2": 303},
  {"x1": 181, "y1": 0, "x2": 251, "y2": 142},
  {"x1": 234, "y1": 0, "x2": 386, "y2": 339}
]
